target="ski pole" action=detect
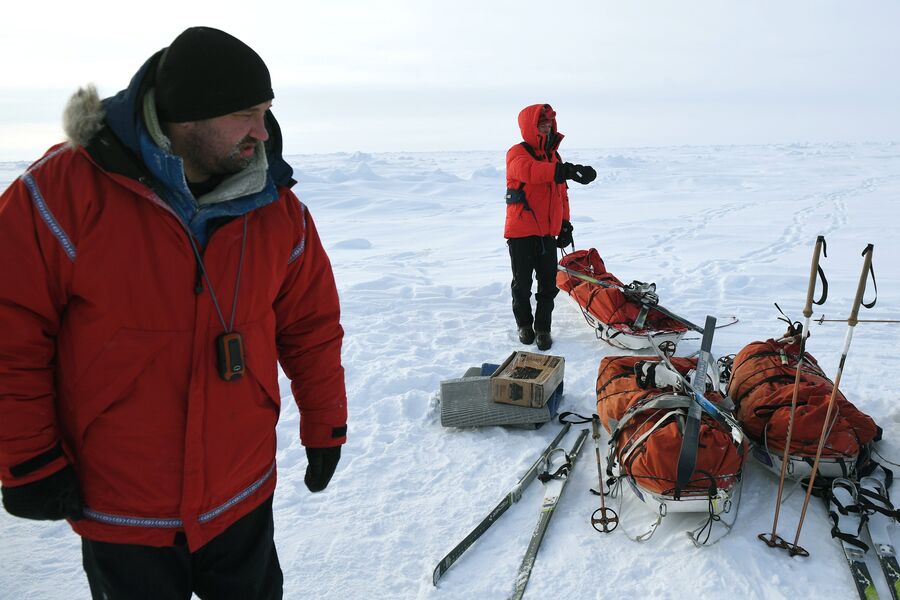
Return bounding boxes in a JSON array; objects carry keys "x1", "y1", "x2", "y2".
[
  {"x1": 759, "y1": 236, "x2": 827, "y2": 554},
  {"x1": 816, "y1": 317, "x2": 900, "y2": 324},
  {"x1": 790, "y1": 243, "x2": 875, "y2": 556},
  {"x1": 590, "y1": 415, "x2": 618, "y2": 533}
]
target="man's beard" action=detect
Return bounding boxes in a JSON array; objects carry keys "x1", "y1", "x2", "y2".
[
  {"x1": 221, "y1": 141, "x2": 257, "y2": 173},
  {"x1": 182, "y1": 131, "x2": 258, "y2": 179}
]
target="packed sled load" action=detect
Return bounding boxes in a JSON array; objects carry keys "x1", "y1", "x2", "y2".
[
  {"x1": 557, "y1": 248, "x2": 689, "y2": 350},
  {"x1": 596, "y1": 354, "x2": 747, "y2": 542},
  {"x1": 727, "y1": 328, "x2": 881, "y2": 481}
]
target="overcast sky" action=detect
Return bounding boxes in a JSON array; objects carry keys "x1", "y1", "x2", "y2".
[{"x1": 1, "y1": 0, "x2": 898, "y2": 161}]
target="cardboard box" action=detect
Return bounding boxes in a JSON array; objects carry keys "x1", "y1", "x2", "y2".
[{"x1": 491, "y1": 351, "x2": 565, "y2": 408}]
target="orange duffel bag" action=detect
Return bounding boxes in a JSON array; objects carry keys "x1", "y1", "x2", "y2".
[
  {"x1": 597, "y1": 355, "x2": 746, "y2": 500},
  {"x1": 727, "y1": 334, "x2": 880, "y2": 479},
  {"x1": 557, "y1": 249, "x2": 688, "y2": 351}
]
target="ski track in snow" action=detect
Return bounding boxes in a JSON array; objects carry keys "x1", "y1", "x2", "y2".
[{"x1": 1, "y1": 143, "x2": 899, "y2": 599}]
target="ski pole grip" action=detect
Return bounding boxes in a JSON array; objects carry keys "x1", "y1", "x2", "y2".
[
  {"x1": 803, "y1": 236, "x2": 826, "y2": 318},
  {"x1": 848, "y1": 244, "x2": 874, "y2": 327},
  {"x1": 591, "y1": 415, "x2": 600, "y2": 440}
]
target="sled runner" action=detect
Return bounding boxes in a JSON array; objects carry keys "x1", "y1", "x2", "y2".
[
  {"x1": 726, "y1": 327, "x2": 881, "y2": 484},
  {"x1": 596, "y1": 351, "x2": 747, "y2": 544},
  {"x1": 556, "y1": 248, "x2": 690, "y2": 350}
]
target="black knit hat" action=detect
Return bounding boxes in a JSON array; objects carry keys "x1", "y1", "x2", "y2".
[{"x1": 155, "y1": 27, "x2": 274, "y2": 123}]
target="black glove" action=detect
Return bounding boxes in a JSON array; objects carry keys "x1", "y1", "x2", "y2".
[
  {"x1": 554, "y1": 162, "x2": 597, "y2": 185},
  {"x1": 1, "y1": 465, "x2": 84, "y2": 521},
  {"x1": 633, "y1": 361, "x2": 657, "y2": 389},
  {"x1": 556, "y1": 220, "x2": 574, "y2": 248},
  {"x1": 304, "y1": 446, "x2": 341, "y2": 493}
]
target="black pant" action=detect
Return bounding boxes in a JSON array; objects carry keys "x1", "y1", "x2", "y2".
[
  {"x1": 508, "y1": 236, "x2": 559, "y2": 332},
  {"x1": 82, "y1": 495, "x2": 283, "y2": 600}
]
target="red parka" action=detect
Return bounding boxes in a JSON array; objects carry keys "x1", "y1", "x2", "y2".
[
  {"x1": 504, "y1": 104, "x2": 570, "y2": 239},
  {"x1": 0, "y1": 97, "x2": 347, "y2": 549}
]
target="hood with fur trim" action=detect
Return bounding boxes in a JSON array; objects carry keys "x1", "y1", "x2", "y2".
[{"x1": 63, "y1": 85, "x2": 105, "y2": 148}]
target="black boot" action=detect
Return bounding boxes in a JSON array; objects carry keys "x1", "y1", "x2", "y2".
[
  {"x1": 518, "y1": 325, "x2": 536, "y2": 345},
  {"x1": 535, "y1": 331, "x2": 552, "y2": 351}
]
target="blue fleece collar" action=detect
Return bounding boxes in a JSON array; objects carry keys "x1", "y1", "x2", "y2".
[{"x1": 137, "y1": 122, "x2": 278, "y2": 245}]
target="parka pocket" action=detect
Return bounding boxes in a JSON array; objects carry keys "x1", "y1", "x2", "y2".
[{"x1": 241, "y1": 318, "x2": 281, "y2": 411}]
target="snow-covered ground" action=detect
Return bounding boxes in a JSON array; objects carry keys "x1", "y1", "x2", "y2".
[{"x1": 1, "y1": 143, "x2": 899, "y2": 599}]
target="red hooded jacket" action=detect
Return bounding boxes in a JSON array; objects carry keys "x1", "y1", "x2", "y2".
[
  {"x1": 504, "y1": 104, "x2": 570, "y2": 239},
  {"x1": 0, "y1": 89, "x2": 347, "y2": 550}
]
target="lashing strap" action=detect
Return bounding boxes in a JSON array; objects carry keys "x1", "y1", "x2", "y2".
[{"x1": 826, "y1": 483, "x2": 870, "y2": 552}]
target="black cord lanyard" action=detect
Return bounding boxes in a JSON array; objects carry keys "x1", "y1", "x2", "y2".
[{"x1": 187, "y1": 215, "x2": 249, "y2": 381}]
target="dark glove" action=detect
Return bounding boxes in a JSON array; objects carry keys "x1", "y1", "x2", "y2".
[
  {"x1": 304, "y1": 446, "x2": 341, "y2": 493},
  {"x1": 556, "y1": 220, "x2": 574, "y2": 248},
  {"x1": 554, "y1": 162, "x2": 597, "y2": 185},
  {"x1": 633, "y1": 361, "x2": 657, "y2": 389},
  {"x1": 1, "y1": 465, "x2": 84, "y2": 521}
]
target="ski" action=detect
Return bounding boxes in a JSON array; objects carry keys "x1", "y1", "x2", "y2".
[
  {"x1": 828, "y1": 478, "x2": 881, "y2": 600},
  {"x1": 647, "y1": 332, "x2": 744, "y2": 448},
  {"x1": 509, "y1": 428, "x2": 588, "y2": 600},
  {"x1": 673, "y1": 316, "x2": 716, "y2": 499},
  {"x1": 860, "y1": 476, "x2": 900, "y2": 600},
  {"x1": 432, "y1": 422, "x2": 572, "y2": 585},
  {"x1": 557, "y1": 265, "x2": 705, "y2": 333}
]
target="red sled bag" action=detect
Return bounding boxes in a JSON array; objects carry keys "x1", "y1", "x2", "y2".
[
  {"x1": 558, "y1": 249, "x2": 688, "y2": 350},
  {"x1": 597, "y1": 355, "x2": 746, "y2": 510},
  {"x1": 727, "y1": 333, "x2": 880, "y2": 480}
]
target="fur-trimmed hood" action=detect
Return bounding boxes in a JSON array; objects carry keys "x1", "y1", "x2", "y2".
[{"x1": 63, "y1": 84, "x2": 105, "y2": 148}]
